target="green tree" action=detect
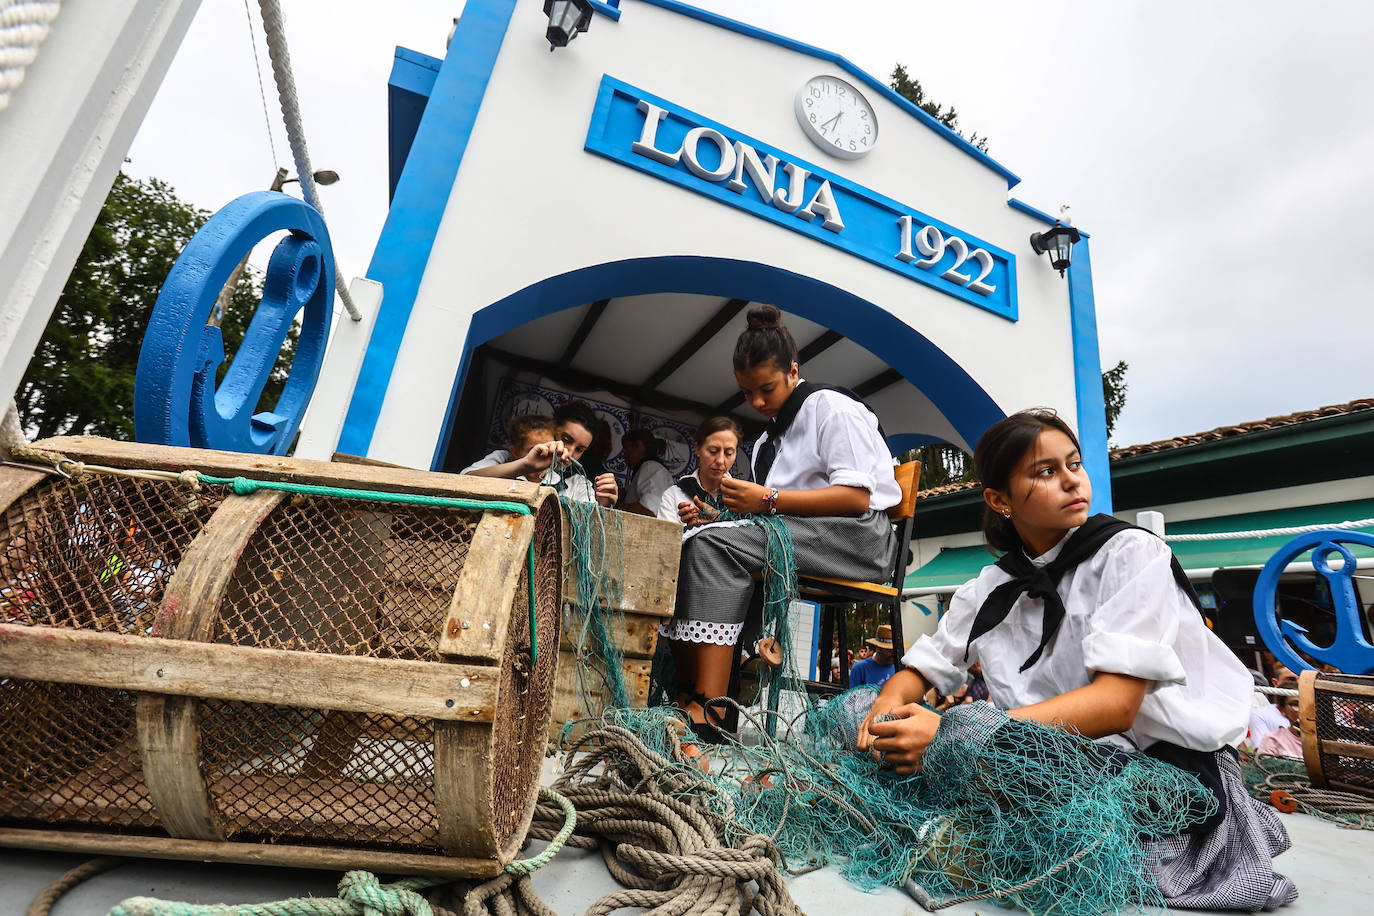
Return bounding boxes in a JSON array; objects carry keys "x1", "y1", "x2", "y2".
[
  {"x1": 889, "y1": 64, "x2": 989, "y2": 152},
  {"x1": 16, "y1": 172, "x2": 297, "y2": 440},
  {"x1": 1101, "y1": 359, "x2": 1129, "y2": 442}
]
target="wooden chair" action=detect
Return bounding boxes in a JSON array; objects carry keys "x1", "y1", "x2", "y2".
[{"x1": 805, "y1": 458, "x2": 921, "y2": 694}]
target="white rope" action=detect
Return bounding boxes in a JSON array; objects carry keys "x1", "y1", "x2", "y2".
[
  {"x1": 1255, "y1": 685, "x2": 1299, "y2": 698},
  {"x1": 1164, "y1": 518, "x2": 1374, "y2": 542},
  {"x1": 255, "y1": 0, "x2": 360, "y2": 321},
  {"x1": 0, "y1": 0, "x2": 61, "y2": 112}
]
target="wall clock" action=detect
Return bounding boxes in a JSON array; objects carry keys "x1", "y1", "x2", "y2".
[{"x1": 795, "y1": 74, "x2": 877, "y2": 159}]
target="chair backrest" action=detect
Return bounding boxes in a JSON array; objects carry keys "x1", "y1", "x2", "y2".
[{"x1": 887, "y1": 459, "x2": 921, "y2": 521}]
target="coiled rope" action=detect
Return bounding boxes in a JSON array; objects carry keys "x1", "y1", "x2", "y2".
[
  {"x1": 254, "y1": 0, "x2": 359, "y2": 321},
  {"x1": 0, "y1": 0, "x2": 60, "y2": 112}
]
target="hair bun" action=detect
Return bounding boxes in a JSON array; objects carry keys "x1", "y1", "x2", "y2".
[{"x1": 745, "y1": 304, "x2": 782, "y2": 330}]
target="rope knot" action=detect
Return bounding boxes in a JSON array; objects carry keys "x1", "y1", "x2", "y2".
[
  {"x1": 337, "y1": 871, "x2": 433, "y2": 916},
  {"x1": 176, "y1": 469, "x2": 203, "y2": 490}
]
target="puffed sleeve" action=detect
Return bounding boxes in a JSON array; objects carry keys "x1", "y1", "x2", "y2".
[
  {"x1": 900, "y1": 582, "x2": 977, "y2": 696},
  {"x1": 815, "y1": 401, "x2": 884, "y2": 492},
  {"x1": 1080, "y1": 531, "x2": 1189, "y2": 687},
  {"x1": 657, "y1": 485, "x2": 685, "y2": 523}
]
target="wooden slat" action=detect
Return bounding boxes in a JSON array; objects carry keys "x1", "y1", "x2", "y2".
[
  {"x1": 798, "y1": 575, "x2": 898, "y2": 597},
  {"x1": 437, "y1": 511, "x2": 534, "y2": 660},
  {"x1": 0, "y1": 826, "x2": 502, "y2": 878},
  {"x1": 549, "y1": 656, "x2": 652, "y2": 743},
  {"x1": 559, "y1": 609, "x2": 664, "y2": 660},
  {"x1": 0, "y1": 465, "x2": 48, "y2": 518},
  {"x1": 888, "y1": 459, "x2": 921, "y2": 521},
  {"x1": 562, "y1": 512, "x2": 682, "y2": 618},
  {"x1": 1300, "y1": 669, "x2": 1325, "y2": 786},
  {"x1": 29, "y1": 436, "x2": 548, "y2": 509},
  {"x1": 558, "y1": 297, "x2": 611, "y2": 365},
  {"x1": 434, "y1": 720, "x2": 498, "y2": 860},
  {"x1": 640, "y1": 298, "x2": 748, "y2": 391},
  {"x1": 1314, "y1": 739, "x2": 1374, "y2": 761},
  {"x1": 0, "y1": 623, "x2": 497, "y2": 721}
]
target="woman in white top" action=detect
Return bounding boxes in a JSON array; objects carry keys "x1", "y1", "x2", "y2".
[
  {"x1": 859, "y1": 409, "x2": 1297, "y2": 910},
  {"x1": 656, "y1": 416, "x2": 741, "y2": 523},
  {"x1": 620, "y1": 429, "x2": 673, "y2": 516},
  {"x1": 665, "y1": 305, "x2": 899, "y2": 737}
]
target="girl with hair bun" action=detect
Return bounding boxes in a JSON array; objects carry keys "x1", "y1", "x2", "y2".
[
  {"x1": 859, "y1": 408, "x2": 1297, "y2": 910},
  {"x1": 665, "y1": 304, "x2": 901, "y2": 738}
]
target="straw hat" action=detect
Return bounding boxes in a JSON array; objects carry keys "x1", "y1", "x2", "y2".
[{"x1": 865, "y1": 624, "x2": 909, "y2": 651}]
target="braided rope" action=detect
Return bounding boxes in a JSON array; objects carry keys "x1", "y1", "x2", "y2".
[
  {"x1": 254, "y1": 0, "x2": 359, "y2": 321},
  {"x1": 25, "y1": 856, "x2": 124, "y2": 916},
  {"x1": 0, "y1": 0, "x2": 60, "y2": 111},
  {"x1": 1163, "y1": 518, "x2": 1374, "y2": 542}
]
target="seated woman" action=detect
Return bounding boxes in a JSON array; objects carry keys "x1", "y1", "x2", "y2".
[
  {"x1": 859, "y1": 409, "x2": 1296, "y2": 910},
  {"x1": 656, "y1": 416, "x2": 741, "y2": 523},
  {"x1": 663, "y1": 305, "x2": 899, "y2": 735},
  {"x1": 620, "y1": 429, "x2": 673, "y2": 516},
  {"x1": 461, "y1": 402, "x2": 618, "y2": 506}
]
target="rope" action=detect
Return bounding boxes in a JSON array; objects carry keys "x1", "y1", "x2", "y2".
[
  {"x1": 503, "y1": 787, "x2": 577, "y2": 876},
  {"x1": 0, "y1": 0, "x2": 60, "y2": 111},
  {"x1": 242, "y1": 0, "x2": 278, "y2": 166},
  {"x1": 1255, "y1": 685, "x2": 1299, "y2": 698},
  {"x1": 1164, "y1": 518, "x2": 1374, "y2": 542},
  {"x1": 25, "y1": 855, "x2": 124, "y2": 916},
  {"x1": 255, "y1": 0, "x2": 359, "y2": 321},
  {"x1": 1246, "y1": 753, "x2": 1374, "y2": 828},
  {"x1": 106, "y1": 872, "x2": 445, "y2": 916},
  {"x1": 905, "y1": 834, "x2": 1107, "y2": 911}
]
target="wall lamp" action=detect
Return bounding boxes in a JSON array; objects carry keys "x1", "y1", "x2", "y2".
[
  {"x1": 1029, "y1": 206, "x2": 1081, "y2": 278},
  {"x1": 544, "y1": 0, "x2": 593, "y2": 50}
]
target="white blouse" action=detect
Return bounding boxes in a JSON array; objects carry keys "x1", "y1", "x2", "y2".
[
  {"x1": 627, "y1": 460, "x2": 673, "y2": 513},
  {"x1": 657, "y1": 471, "x2": 722, "y2": 523},
  {"x1": 460, "y1": 448, "x2": 597, "y2": 503},
  {"x1": 751, "y1": 384, "x2": 900, "y2": 511},
  {"x1": 901, "y1": 528, "x2": 1253, "y2": 753}
]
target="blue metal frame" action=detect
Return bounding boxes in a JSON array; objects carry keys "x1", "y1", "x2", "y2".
[
  {"x1": 1065, "y1": 238, "x2": 1112, "y2": 513},
  {"x1": 428, "y1": 255, "x2": 1007, "y2": 470}
]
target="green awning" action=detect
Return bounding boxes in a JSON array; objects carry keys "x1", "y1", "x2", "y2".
[{"x1": 904, "y1": 498, "x2": 1374, "y2": 595}]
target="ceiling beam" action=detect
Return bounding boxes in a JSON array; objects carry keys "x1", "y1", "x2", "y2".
[
  {"x1": 853, "y1": 368, "x2": 903, "y2": 399},
  {"x1": 640, "y1": 297, "x2": 749, "y2": 392},
  {"x1": 713, "y1": 329, "x2": 846, "y2": 412},
  {"x1": 558, "y1": 298, "x2": 611, "y2": 365}
]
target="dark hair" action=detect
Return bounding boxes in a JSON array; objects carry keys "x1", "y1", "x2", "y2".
[
  {"x1": 622, "y1": 428, "x2": 665, "y2": 458},
  {"x1": 973, "y1": 408, "x2": 1082, "y2": 552},
  {"x1": 732, "y1": 304, "x2": 798, "y2": 373},
  {"x1": 694, "y1": 415, "x2": 742, "y2": 447},
  {"x1": 505, "y1": 413, "x2": 555, "y2": 447},
  {"x1": 552, "y1": 400, "x2": 599, "y2": 435}
]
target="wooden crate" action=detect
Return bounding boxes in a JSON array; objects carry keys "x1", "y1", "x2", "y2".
[
  {"x1": 552, "y1": 513, "x2": 682, "y2": 742},
  {"x1": 0, "y1": 437, "x2": 562, "y2": 877}
]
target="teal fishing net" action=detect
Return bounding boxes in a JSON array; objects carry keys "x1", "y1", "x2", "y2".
[
  {"x1": 605, "y1": 694, "x2": 1216, "y2": 916},
  {"x1": 1242, "y1": 751, "x2": 1374, "y2": 830}
]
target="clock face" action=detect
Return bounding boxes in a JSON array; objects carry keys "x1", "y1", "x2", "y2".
[{"x1": 795, "y1": 75, "x2": 877, "y2": 159}]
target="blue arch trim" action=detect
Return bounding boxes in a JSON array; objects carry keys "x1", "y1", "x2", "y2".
[
  {"x1": 886, "y1": 433, "x2": 953, "y2": 454},
  {"x1": 1066, "y1": 239, "x2": 1112, "y2": 513},
  {"x1": 338, "y1": 0, "x2": 517, "y2": 457},
  {"x1": 634, "y1": 0, "x2": 1020, "y2": 189},
  {"x1": 429, "y1": 256, "x2": 1007, "y2": 470}
]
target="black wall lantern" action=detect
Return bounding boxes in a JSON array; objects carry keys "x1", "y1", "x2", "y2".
[
  {"x1": 1029, "y1": 207, "x2": 1081, "y2": 278},
  {"x1": 544, "y1": 0, "x2": 593, "y2": 50}
]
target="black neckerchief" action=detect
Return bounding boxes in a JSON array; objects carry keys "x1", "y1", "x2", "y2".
[
  {"x1": 676, "y1": 473, "x2": 725, "y2": 512},
  {"x1": 965, "y1": 514, "x2": 1200, "y2": 672},
  {"x1": 751, "y1": 381, "x2": 882, "y2": 485}
]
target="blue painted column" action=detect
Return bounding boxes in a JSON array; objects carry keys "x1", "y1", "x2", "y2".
[{"x1": 1066, "y1": 238, "x2": 1113, "y2": 513}]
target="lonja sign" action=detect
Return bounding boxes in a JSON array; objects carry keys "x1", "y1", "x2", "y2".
[{"x1": 584, "y1": 75, "x2": 1018, "y2": 321}]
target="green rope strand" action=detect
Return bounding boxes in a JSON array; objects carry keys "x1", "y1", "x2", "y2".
[
  {"x1": 504, "y1": 786, "x2": 579, "y2": 876},
  {"x1": 195, "y1": 474, "x2": 540, "y2": 664}
]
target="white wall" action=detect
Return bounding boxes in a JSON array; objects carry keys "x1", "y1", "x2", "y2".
[{"x1": 365, "y1": 0, "x2": 1081, "y2": 465}]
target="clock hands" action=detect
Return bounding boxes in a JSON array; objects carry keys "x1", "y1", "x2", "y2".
[{"x1": 819, "y1": 111, "x2": 842, "y2": 137}]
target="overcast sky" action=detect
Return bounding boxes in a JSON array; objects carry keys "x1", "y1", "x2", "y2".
[{"x1": 127, "y1": 0, "x2": 1373, "y2": 448}]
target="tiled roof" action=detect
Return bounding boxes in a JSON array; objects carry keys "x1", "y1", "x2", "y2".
[
  {"x1": 914, "y1": 398, "x2": 1374, "y2": 499},
  {"x1": 1107, "y1": 398, "x2": 1374, "y2": 460}
]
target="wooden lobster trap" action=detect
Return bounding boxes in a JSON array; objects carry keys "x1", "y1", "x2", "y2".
[
  {"x1": 0, "y1": 437, "x2": 562, "y2": 877},
  {"x1": 1298, "y1": 668, "x2": 1374, "y2": 798}
]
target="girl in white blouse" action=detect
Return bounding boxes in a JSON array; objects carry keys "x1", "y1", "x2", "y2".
[
  {"x1": 860, "y1": 409, "x2": 1296, "y2": 910},
  {"x1": 656, "y1": 416, "x2": 741, "y2": 524},
  {"x1": 665, "y1": 305, "x2": 898, "y2": 737}
]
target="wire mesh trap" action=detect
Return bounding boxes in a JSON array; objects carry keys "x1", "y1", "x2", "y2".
[
  {"x1": 0, "y1": 438, "x2": 562, "y2": 876},
  {"x1": 1299, "y1": 668, "x2": 1374, "y2": 797}
]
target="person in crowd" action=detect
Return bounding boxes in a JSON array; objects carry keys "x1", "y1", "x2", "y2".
[
  {"x1": 934, "y1": 659, "x2": 989, "y2": 709},
  {"x1": 860, "y1": 408, "x2": 1296, "y2": 910},
  {"x1": 658, "y1": 417, "x2": 741, "y2": 524},
  {"x1": 1256, "y1": 696, "x2": 1304, "y2": 758},
  {"x1": 461, "y1": 402, "x2": 618, "y2": 506},
  {"x1": 620, "y1": 429, "x2": 673, "y2": 516},
  {"x1": 849, "y1": 624, "x2": 905, "y2": 688},
  {"x1": 663, "y1": 305, "x2": 899, "y2": 737},
  {"x1": 1247, "y1": 664, "x2": 1298, "y2": 750}
]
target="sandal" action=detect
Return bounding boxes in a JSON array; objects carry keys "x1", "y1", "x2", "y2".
[{"x1": 682, "y1": 691, "x2": 734, "y2": 744}]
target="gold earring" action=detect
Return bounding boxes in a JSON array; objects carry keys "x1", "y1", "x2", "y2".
[{"x1": 1002, "y1": 510, "x2": 1011, "y2": 519}]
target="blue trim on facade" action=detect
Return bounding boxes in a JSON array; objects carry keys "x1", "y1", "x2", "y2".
[
  {"x1": 1008, "y1": 197, "x2": 1059, "y2": 227},
  {"x1": 586, "y1": 76, "x2": 1018, "y2": 321},
  {"x1": 886, "y1": 433, "x2": 949, "y2": 454},
  {"x1": 1066, "y1": 238, "x2": 1112, "y2": 513},
  {"x1": 428, "y1": 255, "x2": 1008, "y2": 470},
  {"x1": 589, "y1": 0, "x2": 622, "y2": 20},
  {"x1": 387, "y1": 48, "x2": 442, "y2": 203},
  {"x1": 633, "y1": 0, "x2": 1020, "y2": 189},
  {"x1": 338, "y1": 0, "x2": 518, "y2": 457}
]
